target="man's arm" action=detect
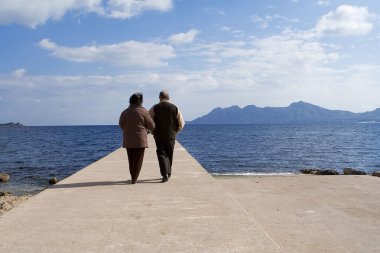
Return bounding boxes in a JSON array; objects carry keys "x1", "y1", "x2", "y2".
[
  {"x1": 149, "y1": 106, "x2": 155, "y2": 119},
  {"x1": 177, "y1": 109, "x2": 185, "y2": 132},
  {"x1": 145, "y1": 111, "x2": 155, "y2": 133}
]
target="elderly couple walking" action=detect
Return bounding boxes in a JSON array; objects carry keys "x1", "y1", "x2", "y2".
[{"x1": 119, "y1": 91, "x2": 185, "y2": 184}]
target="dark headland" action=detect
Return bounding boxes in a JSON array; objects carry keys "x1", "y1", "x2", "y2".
[
  {"x1": 190, "y1": 101, "x2": 380, "y2": 124},
  {"x1": 0, "y1": 122, "x2": 24, "y2": 127}
]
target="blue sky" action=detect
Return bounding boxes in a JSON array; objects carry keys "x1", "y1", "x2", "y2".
[{"x1": 1, "y1": 0, "x2": 380, "y2": 125}]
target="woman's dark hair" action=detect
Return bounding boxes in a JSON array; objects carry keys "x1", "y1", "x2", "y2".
[{"x1": 129, "y1": 92, "x2": 143, "y2": 105}]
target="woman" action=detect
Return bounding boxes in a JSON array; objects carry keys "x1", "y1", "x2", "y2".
[{"x1": 119, "y1": 93, "x2": 155, "y2": 184}]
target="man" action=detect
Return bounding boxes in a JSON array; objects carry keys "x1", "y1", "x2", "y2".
[{"x1": 150, "y1": 91, "x2": 185, "y2": 182}]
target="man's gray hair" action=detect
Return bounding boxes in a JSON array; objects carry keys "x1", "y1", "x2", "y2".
[{"x1": 159, "y1": 90, "x2": 170, "y2": 100}]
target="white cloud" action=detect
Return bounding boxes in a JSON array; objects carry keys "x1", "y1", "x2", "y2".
[
  {"x1": 38, "y1": 39, "x2": 175, "y2": 67},
  {"x1": 168, "y1": 29, "x2": 200, "y2": 45},
  {"x1": 0, "y1": 0, "x2": 173, "y2": 28},
  {"x1": 317, "y1": 1, "x2": 330, "y2": 6},
  {"x1": 316, "y1": 5, "x2": 373, "y2": 36},
  {"x1": 2, "y1": 2, "x2": 380, "y2": 124},
  {"x1": 251, "y1": 15, "x2": 272, "y2": 29},
  {"x1": 251, "y1": 14, "x2": 300, "y2": 29},
  {"x1": 1, "y1": 54, "x2": 379, "y2": 125},
  {"x1": 220, "y1": 26, "x2": 232, "y2": 32},
  {"x1": 2, "y1": 26, "x2": 380, "y2": 123},
  {"x1": 203, "y1": 7, "x2": 225, "y2": 16},
  {"x1": 38, "y1": 39, "x2": 57, "y2": 50},
  {"x1": 0, "y1": 72, "x2": 196, "y2": 125},
  {"x1": 219, "y1": 26, "x2": 242, "y2": 36},
  {"x1": 164, "y1": 30, "x2": 380, "y2": 115},
  {"x1": 189, "y1": 31, "x2": 339, "y2": 70},
  {"x1": 105, "y1": 0, "x2": 173, "y2": 19},
  {"x1": 11, "y1": 68, "x2": 27, "y2": 78}
]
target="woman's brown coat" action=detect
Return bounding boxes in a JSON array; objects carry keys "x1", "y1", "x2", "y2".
[{"x1": 119, "y1": 105, "x2": 155, "y2": 148}]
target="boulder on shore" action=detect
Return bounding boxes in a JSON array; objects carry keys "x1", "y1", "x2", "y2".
[
  {"x1": 0, "y1": 173, "x2": 10, "y2": 182},
  {"x1": 343, "y1": 168, "x2": 367, "y2": 175},
  {"x1": 372, "y1": 171, "x2": 380, "y2": 177},
  {"x1": 49, "y1": 177, "x2": 58, "y2": 185},
  {"x1": 300, "y1": 168, "x2": 319, "y2": 174},
  {"x1": 315, "y1": 169, "x2": 339, "y2": 175},
  {"x1": 300, "y1": 168, "x2": 339, "y2": 175}
]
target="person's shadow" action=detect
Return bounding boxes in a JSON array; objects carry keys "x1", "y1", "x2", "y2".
[{"x1": 50, "y1": 178, "x2": 162, "y2": 189}]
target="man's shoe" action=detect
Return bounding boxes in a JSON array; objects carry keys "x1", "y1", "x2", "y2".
[{"x1": 161, "y1": 177, "x2": 168, "y2": 183}]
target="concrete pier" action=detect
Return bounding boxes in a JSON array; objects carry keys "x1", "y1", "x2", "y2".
[
  {"x1": 217, "y1": 175, "x2": 380, "y2": 253},
  {"x1": 1, "y1": 136, "x2": 379, "y2": 252},
  {"x1": 0, "y1": 137, "x2": 282, "y2": 252}
]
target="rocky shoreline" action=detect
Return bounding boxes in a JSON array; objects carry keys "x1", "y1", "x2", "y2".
[
  {"x1": 300, "y1": 167, "x2": 380, "y2": 176},
  {"x1": 1, "y1": 173, "x2": 30, "y2": 215},
  {"x1": 0, "y1": 192, "x2": 30, "y2": 216}
]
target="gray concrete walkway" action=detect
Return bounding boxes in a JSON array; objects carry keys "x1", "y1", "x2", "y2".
[
  {"x1": 218, "y1": 175, "x2": 380, "y2": 253},
  {"x1": 0, "y1": 137, "x2": 282, "y2": 253}
]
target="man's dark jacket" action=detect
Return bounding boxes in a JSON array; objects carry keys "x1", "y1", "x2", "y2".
[{"x1": 151, "y1": 102, "x2": 179, "y2": 140}]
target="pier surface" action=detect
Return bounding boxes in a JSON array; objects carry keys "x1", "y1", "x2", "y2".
[
  {"x1": 0, "y1": 137, "x2": 281, "y2": 253},
  {"x1": 1, "y1": 136, "x2": 379, "y2": 252},
  {"x1": 217, "y1": 175, "x2": 380, "y2": 253}
]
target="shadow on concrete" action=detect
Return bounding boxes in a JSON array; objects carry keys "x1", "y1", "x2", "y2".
[
  {"x1": 136, "y1": 178, "x2": 163, "y2": 184},
  {"x1": 50, "y1": 179, "x2": 162, "y2": 189}
]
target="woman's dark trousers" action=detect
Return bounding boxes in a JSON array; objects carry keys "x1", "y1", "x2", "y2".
[{"x1": 126, "y1": 148, "x2": 145, "y2": 183}]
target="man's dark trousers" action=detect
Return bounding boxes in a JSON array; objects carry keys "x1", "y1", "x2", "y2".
[{"x1": 155, "y1": 139, "x2": 175, "y2": 178}]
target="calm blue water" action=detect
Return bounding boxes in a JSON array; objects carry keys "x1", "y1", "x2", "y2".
[
  {"x1": 0, "y1": 126, "x2": 121, "y2": 195},
  {"x1": 177, "y1": 123, "x2": 380, "y2": 175},
  {"x1": 1, "y1": 123, "x2": 379, "y2": 195}
]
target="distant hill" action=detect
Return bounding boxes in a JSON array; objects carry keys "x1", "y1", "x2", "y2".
[
  {"x1": 189, "y1": 101, "x2": 380, "y2": 124},
  {"x1": 0, "y1": 122, "x2": 24, "y2": 127}
]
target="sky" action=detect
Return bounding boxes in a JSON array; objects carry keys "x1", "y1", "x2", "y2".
[{"x1": 1, "y1": 0, "x2": 380, "y2": 126}]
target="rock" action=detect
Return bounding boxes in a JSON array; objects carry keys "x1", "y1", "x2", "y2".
[
  {"x1": 0, "y1": 173, "x2": 10, "y2": 182},
  {"x1": 300, "y1": 168, "x2": 319, "y2": 174},
  {"x1": 0, "y1": 192, "x2": 12, "y2": 197},
  {"x1": 315, "y1": 169, "x2": 339, "y2": 175},
  {"x1": 300, "y1": 168, "x2": 339, "y2": 175},
  {"x1": 49, "y1": 177, "x2": 58, "y2": 185},
  {"x1": 343, "y1": 168, "x2": 367, "y2": 175},
  {"x1": 372, "y1": 171, "x2": 380, "y2": 177}
]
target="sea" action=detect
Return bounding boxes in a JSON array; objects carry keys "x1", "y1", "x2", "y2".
[{"x1": 1, "y1": 123, "x2": 379, "y2": 195}]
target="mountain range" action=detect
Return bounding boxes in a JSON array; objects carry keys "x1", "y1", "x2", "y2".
[
  {"x1": 189, "y1": 101, "x2": 380, "y2": 124},
  {"x1": 0, "y1": 122, "x2": 24, "y2": 127}
]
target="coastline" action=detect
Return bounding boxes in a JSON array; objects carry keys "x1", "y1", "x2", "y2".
[{"x1": 0, "y1": 193, "x2": 30, "y2": 215}]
